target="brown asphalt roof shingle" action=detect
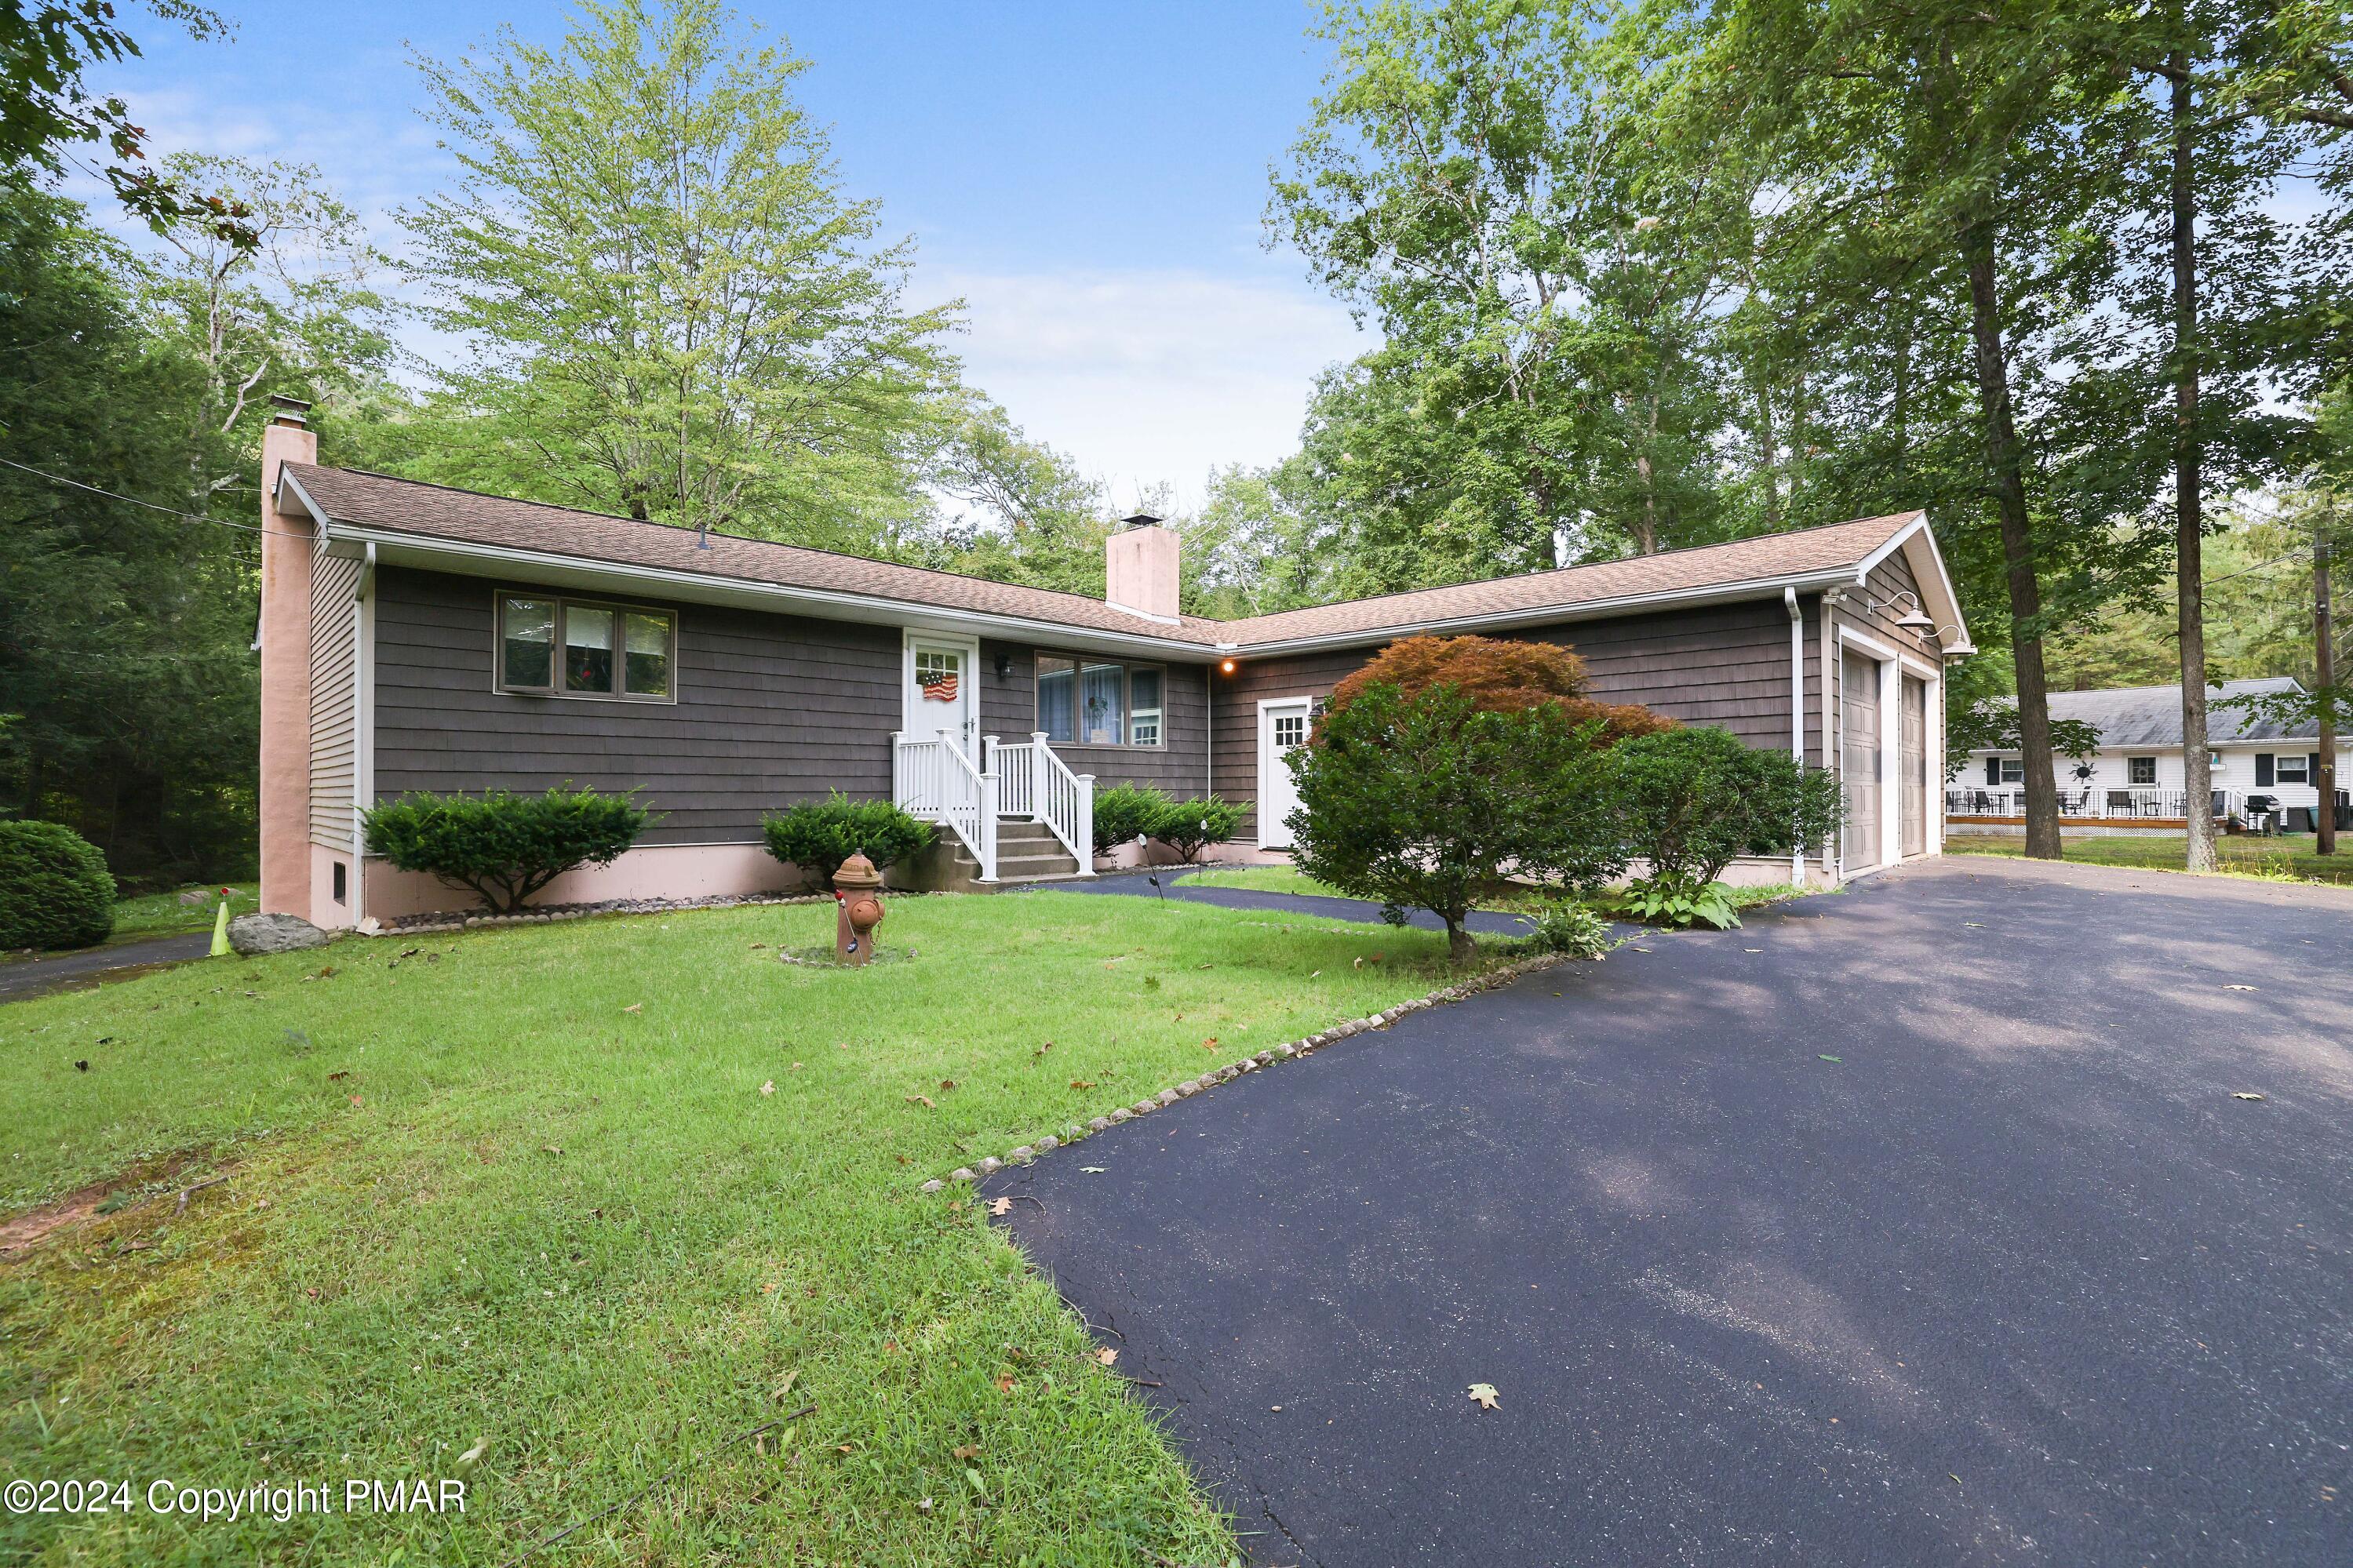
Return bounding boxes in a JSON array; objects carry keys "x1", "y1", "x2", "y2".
[{"x1": 284, "y1": 464, "x2": 1924, "y2": 653}]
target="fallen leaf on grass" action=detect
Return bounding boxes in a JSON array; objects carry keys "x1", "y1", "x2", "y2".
[
  {"x1": 989, "y1": 1196, "x2": 1012, "y2": 1216},
  {"x1": 2232, "y1": 1091, "x2": 2266, "y2": 1101},
  {"x1": 1200, "y1": 1037, "x2": 1218, "y2": 1050},
  {"x1": 951, "y1": 1444, "x2": 980, "y2": 1461},
  {"x1": 621, "y1": 1003, "x2": 643, "y2": 1014},
  {"x1": 759, "y1": 1080, "x2": 775, "y2": 1096},
  {"x1": 939, "y1": 1079, "x2": 957, "y2": 1091},
  {"x1": 1467, "y1": 1382, "x2": 1500, "y2": 1410},
  {"x1": 906, "y1": 1094, "x2": 934, "y2": 1109},
  {"x1": 541, "y1": 1144, "x2": 563, "y2": 1156},
  {"x1": 348, "y1": 1093, "x2": 363, "y2": 1107},
  {"x1": 327, "y1": 1070, "x2": 349, "y2": 1081},
  {"x1": 453, "y1": 1435, "x2": 490, "y2": 1476},
  {"x1": 1069, "y1": 1079, "x2": 1096, "y2": 1090},
  {"x1": 916, "y1": 1497, "x2": 934, "y2": 1515},
  {"x1": 994, "y1": 1373, "x2": 1017, "y2": 1393},
  {"x1": 1093, "y1": 1347, "x2": 1117, "y2": 1366}
]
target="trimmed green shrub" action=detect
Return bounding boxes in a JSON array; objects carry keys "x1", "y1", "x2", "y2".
[
  {"x1": 0, "y1": 820, "x2": 116, "y2": 950},
  {"x1": 1290, "y1": 682, "x2": 1625, "y2": 965},
  {"x1": 763, "y1": 793, "x2": 934, "y2": 890},
  {"x1": 1149, "y1": 796, "x2": 1243, "y2": 864},
  {"x1": 1608, "y1": 726, "x2": 1845, "y2": 883},
  {"x1": 363, "y1": 786, "x2": 649, "y2": 913},
  {"x1": 1092, "y1": 783, "x2": 1173, "y2": 854}
]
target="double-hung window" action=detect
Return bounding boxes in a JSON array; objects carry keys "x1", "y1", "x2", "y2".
[
  {"x1": 1998, "y1": 758, "x2": 2024, "y2": 784},
  {"x1": 500, "y1": 595, "x2": 675, "y2": 700},
  {"x1": 1035, "y1": 654, "x2": 1166, "y2": 746},
  {"x1": 2276, "y1": 753, "x2": 2311, "y2": 784}
]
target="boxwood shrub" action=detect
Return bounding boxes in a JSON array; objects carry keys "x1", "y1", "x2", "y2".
[
  {"x1": 0, "y1": 820, "x2": 117, "y2": 950},
  {"x1": 1091, "y1": 784, "x2": 1173, "y2": 854},
  {"x1": 362, "y1": 786, "x2": 649, "y2": 914},
  {"x1": 763, "y1": 793, "x2": 934, "y2": 890}
]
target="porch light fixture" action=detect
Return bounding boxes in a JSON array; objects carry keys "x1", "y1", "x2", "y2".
[
  {"x1": 993, "y1": 651, "x2": 1013, "y2": 679},
  {"x1": 1219, "y1": 658, "x2": 1237, "y2": 675},
  {"x1": 1868, "y1": 588, "x2": 1940, "y2": 635}
]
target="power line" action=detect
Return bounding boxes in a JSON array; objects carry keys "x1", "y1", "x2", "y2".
[{"x1": 0, "y1": 456, "x2": 308, "y2": 539}]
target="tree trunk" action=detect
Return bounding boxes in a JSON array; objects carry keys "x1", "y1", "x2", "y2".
[
  {"x1": 2317, "y1": 521, "x2": 2338, "y2": 854},
  {"x1": 2171, "y1": 57, "x2": 2218, "y2": 874},
  {"x1": 1445, "y1": 915, "x2": 1475, "y2": 966},
  {"x1": 1961, "y1": 225, "x2": 2063, "y2": 859}
]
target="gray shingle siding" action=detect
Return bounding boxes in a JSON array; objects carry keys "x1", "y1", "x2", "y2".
[
  {"x1": 1208, "y1": 596, "x2": 1818, "y2": 842},
  {"x1": 978, "y1": 640, "x2": 1213, "y2": 796},
  {"x1": 372, "y1": 566, "x2": 903, "y2": 845}
]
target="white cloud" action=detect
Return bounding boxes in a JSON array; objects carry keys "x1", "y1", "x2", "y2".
[{"x1": 927, "y1": 263, "x2": 1371, "y2": 510}]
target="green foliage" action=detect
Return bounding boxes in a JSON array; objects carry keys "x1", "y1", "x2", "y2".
[
  {"x1": 399, "y1": 0, "x2": 956, "y2": 550},
  {"x1": 1149, "y1": 797, "x2": 1244, "y2": 864},
  {"x1": 1290, "y1": 682, "x2": 1626, "y2": 964},
  {"x1": 1609, "y1": 727, "x2": 1846, "y2": 883},
  {"x1": 0, "y1": 186, "x2": 260, "y2": 885},
  {"x1": 1519, "y1": 899, "x2": 1614, "y2": 959},
  {"x1": 0, "y1": 818, "x2": 115, "y2": 951},
  {"x1": 910, "y1": 398, "x2": 1109, "y2": 593},
  {"x1": 1622, "y1": 870, "x2": 1741, "y2": 930},
  {"x1": 762, "y1": 793, "x2": 934, "y2": 888},
  {"x1": 1091, "y1": 784, "x2": 1174, "y2": 853},
  {"x1": 362, "y1": 786, "x2": 650, "y2": 913},
  {"x1": 1947, "y1": 702, "x2": 2105, "y2": 780}
]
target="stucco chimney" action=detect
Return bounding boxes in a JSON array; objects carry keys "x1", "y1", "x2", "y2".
[
  {"x1": 257, "y1": 396, "x2": 319, "y2": 919},
  {"x1": 1105, "y1": 514, "x2": 1179, "y2": 622}
]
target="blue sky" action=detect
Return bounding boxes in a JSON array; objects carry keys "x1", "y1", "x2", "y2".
[{"x1": 98, "y1": 1, "x2": 1374, "y2": 504}]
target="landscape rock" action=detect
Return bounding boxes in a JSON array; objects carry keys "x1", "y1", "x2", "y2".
[
  {"x1": 976, "y1": 1156, "x2": 1003, "y2": 1176},
  {"x1": 1008, "y1": 1146, "x2": 1035, "y2": 1163},
  {"x1": 228, "y1": 911, "x2": 332, "y2": 955},
  {"x1": 950, "y1": 1167, "x2": 976, "y2": 1183},
  {"x1": 1035, "y1": 1135, "x2": 1059, "y2": 1152},
  {"x1": 1156, "y1": 1088, "x2": 1179, "y2": 1106},
  {"x1": 1108, "y1": 1109, "x2": 1132, "y2": 1124},
  {"x1": 920, "y1": 1179, "x2": 944, "y2": 1193},
  {"x1": 1091, "y1": 1116, "x2": 1114, "y2": 1131}
]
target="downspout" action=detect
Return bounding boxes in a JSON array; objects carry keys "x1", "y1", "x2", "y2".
[
  {"x1": 1787, "y1": 586, "x2": 1805, "y2": 886},
  {"x1": 351, "y1": 541, "x2": 376, "y2": 925},
  {"x1": 1204, "y1": 664, "x2": 1214, "y2": 797}
]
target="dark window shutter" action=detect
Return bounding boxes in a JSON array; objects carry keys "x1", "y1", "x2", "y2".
[
  {"x1": 1986, "y1": 755, "x2": 2002, "y2": 785},
  {"x1": 2311, "y1": 753, "x2": 2323, "y2": 783},
  {"x1": 2256, "y1": 753, "x2": 2274, "y2": 787}
]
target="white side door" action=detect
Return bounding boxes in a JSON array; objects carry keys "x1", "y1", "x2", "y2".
[
  {"x1": 904, "y1": 636, "x2": 978, "y2": 759},
  {"x1": 1257, "y1": 699, "x2": 1313, "y2": 849}
]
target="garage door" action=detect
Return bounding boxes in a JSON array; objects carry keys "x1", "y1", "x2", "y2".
[
  {"x1": 1900, "y1": 675, "x2": 1927, "y2": 857},
  {"x1": 1842, "y1": 649, "x2": 1881, "y2": 869}
]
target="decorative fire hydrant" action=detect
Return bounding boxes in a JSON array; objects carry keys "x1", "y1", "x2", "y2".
[{"x1": 832, "y1": 849, "x2": 886, "y2": 966}]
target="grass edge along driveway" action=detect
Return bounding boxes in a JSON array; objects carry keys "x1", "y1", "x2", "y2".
[{"x1": 0, "y1": 891, "x2": 1499, "y2": 1567}]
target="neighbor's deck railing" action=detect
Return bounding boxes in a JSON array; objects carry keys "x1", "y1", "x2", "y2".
[
  {"x1": 1946, "y1": 788, "x2": 2246, "y2": 821},
  {"x1": 893, "y1": 733, "x2": 997, "y2": 882},
  {"x1": 985, "y1": 733, "x2": 1095, "y2": 871}
]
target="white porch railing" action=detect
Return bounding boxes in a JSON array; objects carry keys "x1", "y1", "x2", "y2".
[
  {"x1": 1947, "y1": 788, "x2": 2246, "y2": 821},
  {"x1": 985, "y1": 732, "x2": 1095, "y2": 871},
  {"x1": 893, "y1": 733, "x2": 997, "y2": 882}
]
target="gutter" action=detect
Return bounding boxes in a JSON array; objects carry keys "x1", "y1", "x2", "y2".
[{"x1": 1787, "y1": 586, "x2": 1806, "y2": 887}]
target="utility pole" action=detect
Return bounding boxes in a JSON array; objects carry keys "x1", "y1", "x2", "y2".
[{"x1": 2318, "y1": 513, "x2": 2338, "y2": 855}]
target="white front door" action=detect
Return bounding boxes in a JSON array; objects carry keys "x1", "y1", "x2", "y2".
[
  {"x1": 905, "y1": 636, "x2": 978, "y2": 758},
  {"x1": 1257, "y1": 699, "x2": 1313, "y2": 849}
]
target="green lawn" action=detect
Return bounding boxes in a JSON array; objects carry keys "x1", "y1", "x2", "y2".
[
  {"x1": 1947, "y1": 832, "x2": 2353, "y2": 886},
  {"x1": 0, "y1": 891, "x2": 1493, "y2": 1566},
  {"x1": 1180, "y1": 864, "x2": 1342, "y2": 898},
  {"x1": 107, "y1": 882, "x2": 258, "y2": 942}
]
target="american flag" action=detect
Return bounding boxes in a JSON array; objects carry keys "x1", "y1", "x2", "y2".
[{"x1": 920, "y1": 671, "x2": 959, "y2": 702}]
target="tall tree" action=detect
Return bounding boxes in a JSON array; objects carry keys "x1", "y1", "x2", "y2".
[
  {"x1": 1730, "y1": 0, "x2": 2152, "y2": 859},
  {"x1": 402, "y1": 0, "x2": 959, "y2": 549},
  {"x1": 1273, "y1": 0, "x2": 1764, "y2": 581},
  {"x1": 0, "y1": 187, "x2": 256, "y2": 882},
  {"x1": 0, "y1": 1, "x2": 252, "y2": 242},
  {"x1": 908, "y1": 399, "x2": 1110, "y2": 595}
]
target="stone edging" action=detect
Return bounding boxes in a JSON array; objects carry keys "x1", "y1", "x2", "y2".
[
  {"x1": 364, "y1": 890, "x2": 838, "y2": 937},
  {"x1": 920, "y1": 948, "x2": 1569, "y2": 1191}
]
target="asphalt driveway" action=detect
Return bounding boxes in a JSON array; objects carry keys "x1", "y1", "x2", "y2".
[{"x1": 991, "y1": 856, "x2": 2353, "y2": 1566}]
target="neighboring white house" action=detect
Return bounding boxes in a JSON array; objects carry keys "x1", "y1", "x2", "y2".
[{"x1": 1953, "y1": 678, "x2": 2351, "y2": 828}]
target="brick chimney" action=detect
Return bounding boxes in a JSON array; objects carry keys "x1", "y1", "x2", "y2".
[
  {"x1": 257, "y1": 395, "x2": 319, "y2": 919},
  {"x1": 1105, "y1": 514, "x2": 1179, "y2": 622}
]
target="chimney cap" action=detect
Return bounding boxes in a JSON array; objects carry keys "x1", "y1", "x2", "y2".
[
  {"x1": 268, "y1": 393, "x2": 312, "y2": 428},
  {"x1": 1120, "y1": 513, "x2": 1163, "y2": 531}
]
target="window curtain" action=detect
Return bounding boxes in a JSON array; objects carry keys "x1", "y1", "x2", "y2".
[{"x1": 1080, "y1": 662, "x2": 1123, "y2": 744}]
